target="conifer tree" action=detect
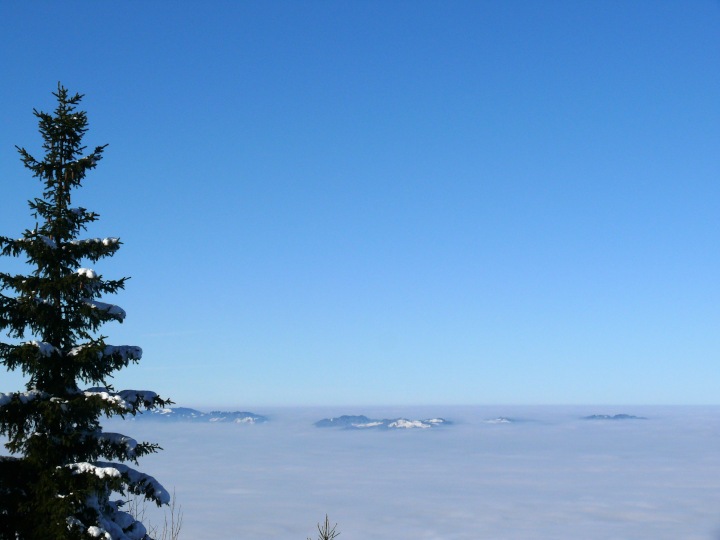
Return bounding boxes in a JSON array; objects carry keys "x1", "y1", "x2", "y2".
[{"x1": 0, "y1": 85, "x2": 170, "y2": 539}]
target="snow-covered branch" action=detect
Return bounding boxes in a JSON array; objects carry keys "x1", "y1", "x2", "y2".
[
  {"x1": 17, "y1": 235, "x2": 57, "y2": 249},
  {"x1": 77, "y1": 268, "x2": 97, "y2": 279},
  {"x1": 83, "y1": 388, "x2": 159, "y2": 412},
  {"x1": 82, "y1": 389, "x2": 132, "y2": 410},
  {"x1": 71, "y1": 237, "x2": 119, "y2": 247},
  {"x1": 37, "y1": 235, "x2": 57, "y2": 249},
  {"x1": 69, "y1": 344, "x2": 142, "y2": 362},
  {"x1": 104, "y1": 345, "x2": 142, "y2": 362},
  {"x1": 0, "y1": 389, "x2": 47, "y2": 408},
  {"x1": 24, "y1": 340, "x2": 59, "y2": 357},
  {"x1": 66, "y1": 461, "x2": 170, "y2": 506},
  {"x1": 66, "y1": 461, "x2": 122, "y2": 479},
  {"x1": 94, "y1": 432, "x2": 139, "y2": 459},
  {"x1": 84, "y1": 299, "x2": 127, "y2": 321},
  {"x1": 104, "y1": 462, "x2": 171, "y2": 506},
  {"x1": 118, "y1": 390, "x2": 159, "y2": 408}
]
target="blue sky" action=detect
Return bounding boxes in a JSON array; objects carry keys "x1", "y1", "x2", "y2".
[{"x1": 1, "y1": 1, "x2": 719, "y2": 407}]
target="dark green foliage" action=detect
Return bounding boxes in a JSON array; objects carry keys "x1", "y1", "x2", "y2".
[{"x1": 0, "y1": 85, "x2": 170, "y2": 539}]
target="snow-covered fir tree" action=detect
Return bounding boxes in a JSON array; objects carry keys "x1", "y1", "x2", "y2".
[{"x1": 0, "y1": 85, "x2": 170, "y2": 539}]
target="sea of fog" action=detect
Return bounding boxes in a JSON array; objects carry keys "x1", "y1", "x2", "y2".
[{"x1": 8, "y1": 405, "x2": 720, "y2": 539}]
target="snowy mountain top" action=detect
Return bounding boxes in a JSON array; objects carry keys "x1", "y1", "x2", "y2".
[
  {"x1": 582, "y1": 414, "x2": 647, "y2": 421},
  {"x1": 132, "y1": 407, "x2": 268, "y2": 424},
  {"x1": 315, "y1": 415, "x2": 451, "y2": 430},
  {"x1": 483, "y1": 417, "x2": 514, "y2": 424}
]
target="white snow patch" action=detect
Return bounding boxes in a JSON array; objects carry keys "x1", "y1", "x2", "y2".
[
  {"x1": 96, "y1": 462, "x2": 170, "y2": 505},
  {"x1": 104, "y1": 345, "x2": 142, "y2": 362},
  {"x1": 67, "y1": 462, "x2": 122, "y2": 479},
  {"x1": 118, "y1": 390, "x2": 159, "y2": 407},
  {"x1": 84, "y1": 299, "x2": 126, "y2": 321},
  {"x1": 26, "y1": 340, "x2": 59, "y2": 357},
  {"x1": 68, "y1": 344, "x2": 141, "y2": 362},
  {"x1": 82, "y1": 388, "x2": 158, "y2": 411},
  {"x1": 0, "y1": 390, "x2": 46, "y2": 408},
  {"x1": 68, "y1": 344, "x2": 97, "y2": 358},
  {"x1": 71, "y1": 237, "x2": 119, "y2": 247},
  {"x1": 96, "y1": 433, "x2": 138, "y2": 456},
  {"x1": 83, "y1": 389, "x2": 132, "y2": 410},
  {"x1": 18, "y1": 235, "x2": 56, "y2": 248},
  {"x1": 77, "y1": 268, "x2": 97, "y2": 279},
  {"x1": 66, "y1": 462, "x2": 169, "y2": 504},
  {"x1": 86, "y1": 526, "x2": 109, "y2": 539},
  {"x1": 354, "y1": 421, "x2": 384, "y2": 428},
  {"x1": 38, "y1": 235, "x2": 57, "y2": 248},
  {"x1": 387, "y1": 419, "x2": 431, "y2": 429}
]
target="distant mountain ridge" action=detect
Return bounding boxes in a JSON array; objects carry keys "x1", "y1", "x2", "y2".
[
  {"x1": 483, "y1": 417, "x2": 514, "y2": 424},
  {"x1": 315, "y1": 414, "x2": 450, "y2": 430},
  {"x1": 582, "y1": 414, "x2": 647, "y2": 421},
  {"x1": 129, "y1": 409, "x2": 648, "y2": 426},
  {"x1": 135, "y1": 407, "x2": 268, "y2": 424}
]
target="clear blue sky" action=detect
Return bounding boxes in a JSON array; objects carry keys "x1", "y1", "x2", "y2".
[{"x1": 1, "y1": 1, "x2": 719, "y2": 407}]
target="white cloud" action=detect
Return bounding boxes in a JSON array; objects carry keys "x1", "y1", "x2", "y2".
[{"x1": 86, "y1": 405, "x2": 720, "y2": 539}]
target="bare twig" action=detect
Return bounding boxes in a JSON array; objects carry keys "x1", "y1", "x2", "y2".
[
  {"x1": 128, "y1": 489, "x2": 183, "y2": 540},
  {"x1": 308, "y1": 514, "x2": 340, "y2": 540}
]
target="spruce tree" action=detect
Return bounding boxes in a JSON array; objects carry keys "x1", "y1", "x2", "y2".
[{"x1": 0, "y1": 85, "x2": 170, "y2": 539}]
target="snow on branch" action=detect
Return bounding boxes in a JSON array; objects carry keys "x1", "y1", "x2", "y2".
[
  {"x1": 104, "y1": 345, "x2": 142, "y2": 362},
  {"x1": 68, "y1": 344, "x2": 142, "y2": 362},
  {"x1": 71, "y1": 237, "x2": 119, "y2": 247},
  {"x1": 94, "y1": 432, "x2": 139, "y2": 458},
  {"x1": 68, "y1": 343, "x2": 97, "y2": 358},
  {"x1": 0, "y1": 389, "x2": 47, "y2": 408},
  {"x1": 25, "y1": 340, "x2": 59, "y2": 357},
  {"x1": 66, "y1": 493, "x2": 149, "y2": 540},
  {"x1": 38, "y1": 235, "x2": 57, "y2": 248},
  {"x1": 18, "y1": 235, "x2": 57, "y2": 249},
  {"x1": 66, "y1": 461, "x2": 170, "y2": 505},
  {"x1": 83, "y1": 388, "x2": 159, "y2": 412},
  {"x1": 66, "y1": 462, "x2": 121, "y2": 479},
  {"x1": 77, "y1": 268, "x2": 97, "y2": 279},
  {"x1": 79, "y1": 496, "x2": 149, "y2": 540},
  {"x1": 102, "y1": 462, "x2": 171, "y2": 505},
  {"x1": 86, "y1": 517, "x2": 146, "y2": 540},
  {"x1": 84, "y1": 299, "x2": 126, "y2": 321},
  {"x1": 85, "y1": 525, "x2": 112, "y2": 539},
  {"x1": 82, "y1": 389, "x2": 131, "y2": 410},
  {"x1": 117, "y1": 390, "x2": 159, "y2": 408}
]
